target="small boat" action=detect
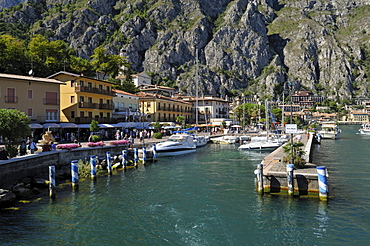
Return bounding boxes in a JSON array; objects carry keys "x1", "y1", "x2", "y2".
[
  {"x1": 238, "y1": 138, "x2": 281, "y2": 150},
  {"x1": 194, "y1": 135, "x2": 209, "y2": 148},
  {"x1": 318, "y1": 122, "x2": 341, "y2": 139},
  {"x1": 358, "y1": 122, "x2": 370, "y2": 135},
  {"x1": 211, "y1": 135, "x2": 239, "y2": 144},
  {"x1": 155, "y1": 134, "x2": 196, "y2": 156}
]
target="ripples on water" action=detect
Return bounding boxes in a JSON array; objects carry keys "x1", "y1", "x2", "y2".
[{"x1": 1, "y1": 126, "x2": 370, "y2": 245}]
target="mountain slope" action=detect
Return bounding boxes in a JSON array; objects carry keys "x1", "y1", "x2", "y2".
[{"x1": 1, "y1": 0, "x2": 370, "y2": 100}]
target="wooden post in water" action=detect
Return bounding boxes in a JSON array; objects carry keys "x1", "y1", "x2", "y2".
[
  {"x1": 152, "y1": 144, "x2": 157, "y2": 162},
  {"x1": 122, "y1": 150, "x2": 127, "y2": 170},
  {"x1": 134, "y1": 148, "x2": 139, "y2": 167},
  {"x1": 317, "y1": 166, "x2": 328, "y2": 201},
  {"x1": 90, "y1": 155, "x2": 97, "y2": 180},
  {"x1": 254, "y1": 163, "x2": 264, "y2": 194},
  {"x1": 106, "y1": 151, "x2": 112, "y2": 175},
  {"x1": 142, "y1": 147, "x2": 147, "y2": 165},
  {"x1": 287, "y1": 164, "x2": 295, "y2": 196},
  {"x1": 49, "y1": 166, "x2": 56, "y2": 199},
  {"x1": 71, "y1": 160, "x2": 79, "y2": 189}
]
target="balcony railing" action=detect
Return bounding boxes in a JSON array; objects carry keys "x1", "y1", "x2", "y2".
[
  {"x1": 75, "y1": 117, "x2": 117, "y2": 124},
  {"x1": 79, "y1": 102, "x2": 97, "y2": 108},
  {"x1": 44, "y1": 98, "x2": 60, "y2": 105},
  {"x1": 5, "y1": 96, "x2": 18, "y2": 103},
  {"x1": 75, "y1": 86, "x2": 115, "y2": 96},
  {"x1": 99, "y1": 104, "x2": 114, "y2": 110}
]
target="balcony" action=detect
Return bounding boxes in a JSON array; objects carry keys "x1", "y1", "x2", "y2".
[
  {"x1": 75, "y1": 86, "x2": 115, "y2": 96},
  {"x1": 75, "y1": 117, "x2": 117, "y2": 124},
  {"x1": 99, "y1": 104, "x2": 114, "y2": 110},
  {"x1": 79, "y1": 102, "x2": 97, "y2": 108},
  {"x1": 44, "y1": 98, "x2": 60, "y2": 105},
  {"x1": 5, "y1": 96, "x2": 18, "y2": 103}
]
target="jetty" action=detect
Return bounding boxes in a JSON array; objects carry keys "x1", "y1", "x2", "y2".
[{"x1": 256, "y1": 132, "x2": 331, "y2": 200}]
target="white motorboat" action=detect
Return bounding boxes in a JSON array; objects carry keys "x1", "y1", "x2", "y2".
[
  {"x1": 211, "y1": 135, "x2": 239, "y2": 144},
  {"x1": 358, "y1": 122, "x2": 370, "y2": 135},
  {"x1": 318, "y1": 122, "x2": 341, "y2": 139},
  {"x1": 194, "y1": 135, "x2": 209, "y2": 147},
  {"x1": 238, "y1": 139, "x2": 281, "y2": 150},
  {"x1": 155, "y1": 134, "x2": 196, "y2": 156}
]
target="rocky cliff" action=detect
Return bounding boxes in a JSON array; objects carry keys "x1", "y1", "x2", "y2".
[{"x1": 1, "y1": 0, "x2": 370, "y2": 100}]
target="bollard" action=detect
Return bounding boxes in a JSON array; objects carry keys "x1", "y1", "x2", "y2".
[
  {"x1": 122, "y1": 150, "x2": 127, "y2": 169},
  {"x1": 49, "y1": 166, "x2": 56, "y2": 198},
  {"x1": 106, "y1": 151, "x2": 112, "y2": 175},
  {"x1": 254, "y1": 163, "x2": 264, "y2": 194},
  {"x1": 142, "y1": 147, "x2": 147, "y2": 165},
  {"x1": 71, "y1": 160, "x2": 79, "y2": 189},
  {"x1": 287, "y1": 164, "x2": 295, "y2": 196},
  {"x1": 90, "y1": 155, "x2": 97, "y2": 179},
  {"x1": 317, "y1": 166, "x2": 329, "y2": 201},
  {"x1": 134, "y1": 148, "x2": 139, "y2": 167},
  {"x1": 152, "y1": 144, "x2": 157, "y2": 161}
]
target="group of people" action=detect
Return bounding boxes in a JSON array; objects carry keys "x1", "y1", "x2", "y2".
[{"x1": 0, "y1": 138, "x2": 38, "y2": 160}]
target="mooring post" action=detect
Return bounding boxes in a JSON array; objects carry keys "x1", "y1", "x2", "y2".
[
  {"x1": 134, "y1": 148, "x2": 138, "y2": 167},
  {"x1": 90, "y1": 155, "x2": 97, "y2": 180},
  {"x1": 287, "y1": 164, "x2": 295, "y2": 196},
  {"x1": 71, "y1": 160, "x2": 79, "y2": 189},
  {"x1": 122, "y1": 150, "x2": 127, "y2": 170},
  {"x1": 254, "y1": 163, "x2": 264, "y2": 194},
  {"x1": 49, "y1": 165, "x2": 56, "y2": 198},
  {"x1": 152, "y1": 144, "x2": 157, "y2": 162},
  {"x1": 142, "y1": 147, "x2": 147, "y2": 165},
  {"x1": 317, "y1": 166, "x2": 328, "y2": 201},
  {"x1": 106, "y1": 151, "x2": 112, "y2": 175}
]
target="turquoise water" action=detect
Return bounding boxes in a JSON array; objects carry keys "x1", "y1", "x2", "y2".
[{"x1": 1, "y1": 125, "x2": 369, "y2": 245}]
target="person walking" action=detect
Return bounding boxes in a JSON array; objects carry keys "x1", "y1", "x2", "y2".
[
  {"x1": 19, "y1": 141, "x2": 27, "y2": 156},
  {"x1": 28, "y1": 139, "x2": 37, "y2": 154}
]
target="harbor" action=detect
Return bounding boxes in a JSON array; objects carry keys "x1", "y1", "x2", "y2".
[{"x1": 0, "y1": 125, "x2": 369, "y2": 245}]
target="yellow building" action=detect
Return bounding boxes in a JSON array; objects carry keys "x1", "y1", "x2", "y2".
[
  {"x1": 0, "y1": 73, "x2": 65, "y2": 122},
  {"x1": 137, "y1": 92, "x2": 193, "y2": 123},
  {"x1": 48, "y1": 72, "x2": 115, "y2": 123}
]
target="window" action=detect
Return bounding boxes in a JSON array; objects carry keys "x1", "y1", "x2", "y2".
[
  {"x1": 88, "y1": 112, "x2": 92, "y2": 118},
  {"x1": 71, "y1": 111, "x2": 75, "y2": 118},
  {"x1": 88, "y1": 82, "x2": 92, "y2": 88},
  {"x1": 121, "y1": 102, "x2": 125, "y2": 108},
  {"x1": 80, "y1": 96, "x2": 84, "y2": 102},
  {"x1": 71, "y1": 80, "x2": 75, "y2": 87},
  {"x1": 27, "y1": 108, "x2": 32, "y2": 117},
  {"x1": 45, "y1": 92, "x2": 58, "y2": 105},
  {"x1": 80, "y1": 111, "x2": 84, "y2": 118},
  {"x1": 99, "y1": 85, "x2": 102, "y2": 90},
  {"x1": 6, "y1": 88, "x2": 16, "y2": 102},
  {"x1": 46, "y1": 109, "x2": 58, "y2": 121},
  {"x1": 28, "y1": 90, "x2": 33, "y2": 99},
  {"x1": 115, "y1": 102, "x2": 119, "y2": 109},
  {"x1": 71, "y1": 96, "x2": 75, "y2": 103},
  {"x1": 107, "y1": 113, "x2": 110, "y2": 118}
]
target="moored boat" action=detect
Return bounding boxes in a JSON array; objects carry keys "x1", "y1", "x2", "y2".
[
  {"x1": 318, "y1": 121, "x2": 341, "y2": 139},
  {"x1": 358, "y1": 122, "x2": 370, "y2": 135},
  {"x1": 155, "y1": 133, "x2": 196, "y2": 156}
]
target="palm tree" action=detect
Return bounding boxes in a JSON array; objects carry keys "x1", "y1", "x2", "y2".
[{"x1": 282, "y1": 141, "x2": 306, "y2": 168}]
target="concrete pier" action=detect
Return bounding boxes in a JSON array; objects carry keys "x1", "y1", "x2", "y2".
[{"x1": 259, "y1": 133, "x2": 332, "y2": 199}]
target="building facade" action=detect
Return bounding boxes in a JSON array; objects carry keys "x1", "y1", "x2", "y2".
[
  {"x1": 0, "y1": 73, "x2": 65, "y2": 122},
  {"x1": 112, "y1": 89, "x2": 140, "y2": 122},
  {"x1": 48, "y1": 72, "x2": 115, "y2": 123},
  {"x1": 137, "y1": 92, "x2": 193, "y2": 124}
]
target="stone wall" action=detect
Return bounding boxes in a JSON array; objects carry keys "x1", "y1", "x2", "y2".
[{"x1": 0, "y1": 145, "x2": 130, "y2": 189}]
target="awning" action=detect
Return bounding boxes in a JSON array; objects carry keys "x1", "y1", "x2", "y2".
[
  {"x1": 231, "y1": 125, "x2": 241, "y2": 128},
  {"x1": 59, "y1": 123, "x2": 78, "y2": 128},
  {"x1": 77, "y1": 124, "x2": 91, "y2": 128},
  {"x1": 98, "y1": 124, "x2": 116, "y2": 128},
  {"x1": 43, "y1": 123, "x2": 61, "y2": 128},
  {"x1": 28, "y1": 123, "x2": 43, "y2": 129}
]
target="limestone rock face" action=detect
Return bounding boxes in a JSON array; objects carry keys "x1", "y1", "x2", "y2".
[{"x1": 1, "y1": 0, "x2": 370, "y2": 99}]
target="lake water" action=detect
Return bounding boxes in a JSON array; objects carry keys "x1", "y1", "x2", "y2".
[{"x1": 1, "y1": 125, "x2": 369, "y2": 245}]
